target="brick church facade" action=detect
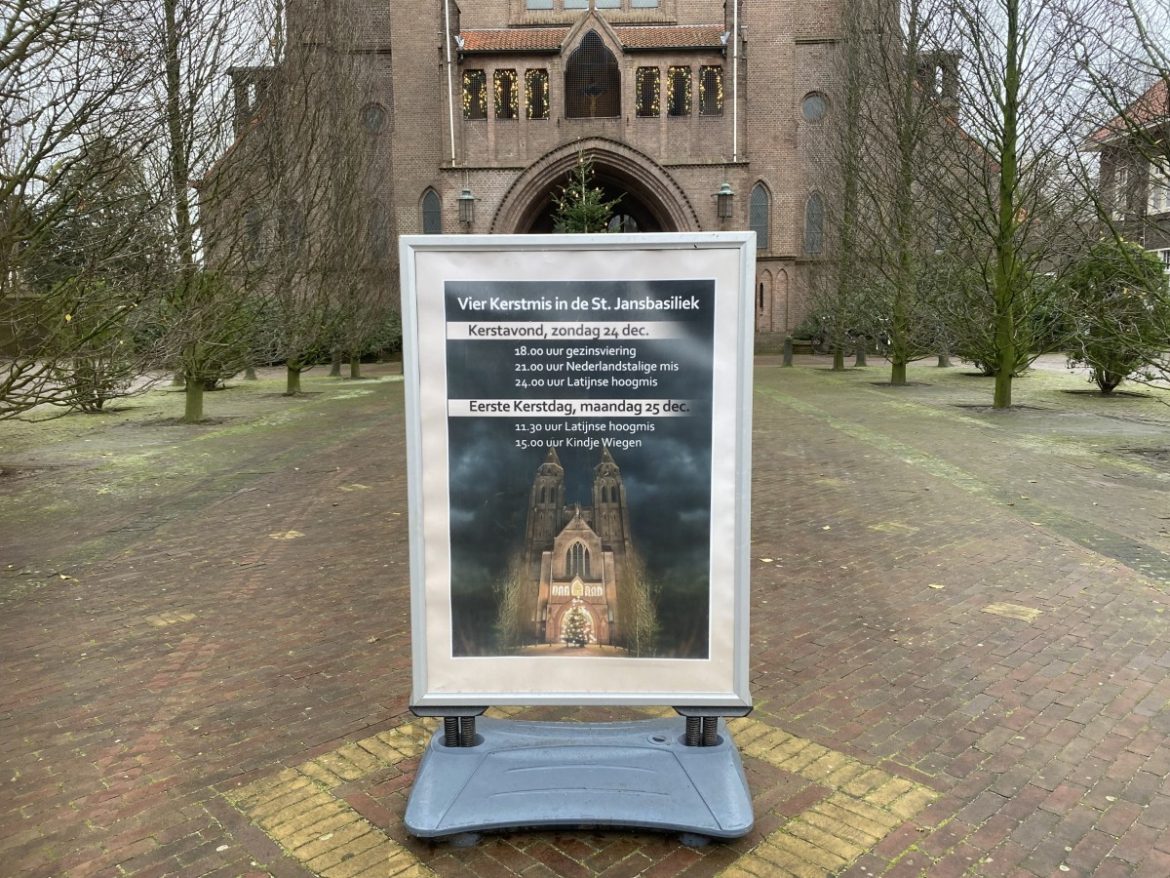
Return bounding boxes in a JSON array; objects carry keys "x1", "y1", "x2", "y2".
[
  {"x1": 524, "y1": 447, "x2": 633, "y2": 647},
  {"x1": 205, "y1": 0, "x2": 849, "y2": 343}
]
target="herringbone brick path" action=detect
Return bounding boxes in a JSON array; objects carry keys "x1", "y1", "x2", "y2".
[{"x1": 3, "y1": 361, "x2": 1170, "y2": 877}]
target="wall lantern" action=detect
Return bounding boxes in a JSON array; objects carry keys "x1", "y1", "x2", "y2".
[
  {"x1": 716, "y1": 182, "x2": 734, "y2": 220},
  {"x1": 457, "y1": 187, "x2": 477, "y2": 227}
]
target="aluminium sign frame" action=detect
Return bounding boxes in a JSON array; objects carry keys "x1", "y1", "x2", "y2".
[{"x1": 400, "y1": 233, "x2": 754, "y2": 708}]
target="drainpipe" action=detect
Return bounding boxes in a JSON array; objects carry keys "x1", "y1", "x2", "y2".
[
  {"x1": 443, "y1": 0, "x2": 457, "y2": 165},
  {"x1": 732, "y1": 0, "x2": 739, "y2": 162}
]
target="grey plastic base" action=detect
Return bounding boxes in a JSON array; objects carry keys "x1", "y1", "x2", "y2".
[{"x1": 404, "y1": 716, "x2": 753, "y2": 840}]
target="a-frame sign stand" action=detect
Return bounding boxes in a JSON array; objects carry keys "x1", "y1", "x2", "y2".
[
  {"x1": 399, "y1": 234, "x2": 758, "y2": 844},
  {"x1": 404, "y1": 706, "x2": 754, "y2": 841}
]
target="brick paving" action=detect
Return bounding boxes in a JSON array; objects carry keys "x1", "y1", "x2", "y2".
[{"x1": 3, "y1": 361, "x2": 1170, "y2": 877}]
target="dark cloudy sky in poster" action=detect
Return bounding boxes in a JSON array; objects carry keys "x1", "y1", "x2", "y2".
[{"x1": 444, "y1": 279, "x2": 714, "y2": 659}]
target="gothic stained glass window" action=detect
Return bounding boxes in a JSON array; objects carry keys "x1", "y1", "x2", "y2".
[
  {"x1": 635, "y1": 67, "x2": 659, "y2": 117},
  {"x1": 565, "y1": 31, "x2": 620, "y2": 118},
  {"x1": 567, "y1": 542, "x2": 591, "y2": 578},
  {"x1": 667, "y1": 66, "x2": 691, "y2": 117},
  {"x1": 749, "y1": 183, "x2": 770, "y2": 250},
  {"x1": 526, "y1": 69, "x2": 549, "y2": 120},
  {"x1": 421, "y1": 189, "x2": 441, "y2": 234},
  {"x1": 462, "y1": 70, "x2": 487, "y2": 119}
]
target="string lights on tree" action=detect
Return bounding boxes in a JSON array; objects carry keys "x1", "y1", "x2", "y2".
[{"x1": 561, "y1": 602, "x2": 591, "y2": 648}]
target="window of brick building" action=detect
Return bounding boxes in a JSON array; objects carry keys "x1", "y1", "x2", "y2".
[
  {"x1": 526, "y1": 69, "x2": 550, "y2": 119},
  {"x1": 421, "y1": 189, "x2": 442, "y2": 234},
  {"x1": 526, "y1": 0, "x2": 554, "y2": 7},
  {"x1": 244, "y1": 208, "x2": 264, "y2": 264},
  {"x1": 801, "y1": 92, "x2": 829, "y2": 122},
  {"x1": 368, "y1": 200, "x2": 391, "y2": 260},
  {"x1": 635, "y1": 67, "x2": 660, "y2": 117},
  {"x1": 360, "y1": 102, "x2": 387, "y2": 133},
  {"x1": 749, "y1": 183, "x2": 770, "y2": 250},
  {"x1": 462, "y1": 70, "x2": 487, "y2": 120},
  {"x1": 565, "y1": 31, "x2": 620, "y2": 118},
  {"x1": 805, "y1": 192, "x2": 825, "y2": 255},
  {"x1": 698, "y1": 66, "x2": 723, "y2": 116},
  {"x1": 667, "y1": 66, "x2": 691, "y2": 117},
  {"x1": 1111, "y1": 164, "x2": 1129, "y2": 221},
  {"x1": 495, "y1": 70, "x2": 519, "y2": 119},
  {"x1": 1147, "y1": 164, "x2": 1170, "y2": 216},
  {"x1": 278, "y1": 201, "x2": 304, "y2": 258}
]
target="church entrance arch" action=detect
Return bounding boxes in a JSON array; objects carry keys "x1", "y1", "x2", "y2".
[{"x1": 491, "y1": 138, "x2": 699, "y2": 234}]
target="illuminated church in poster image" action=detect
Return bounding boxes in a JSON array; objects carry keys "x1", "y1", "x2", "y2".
[{"x1": 524, "y1": 446, "x2": 635, "y2": 648}]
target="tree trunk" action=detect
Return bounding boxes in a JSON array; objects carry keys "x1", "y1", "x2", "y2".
[
  {"x1": 329, "y1": 349, "x2": 342, "y2": 377},
  {"x1": 349, "y1": 358, "x2": 361, "y2": 379},
  {"x1": 937, "y1": 352, "x2": 951, "y2": 368},
  {"x1": 992, "y1": 0, "x2": 1021, "y2": 411},
  {"x1": 993, "y1": 313, "x2": 1015, "y2": 409},
  {"x1": 832, "y1": 347, "x2": 846, "y2": 371},
  {"x1": 854, "y1": 344, "x2": 867, "y2": 367},
  {"x1": 286, "y1": 363, "x2": 302, "y2": 395},
  {"x1": 183, "y1": 372, "x2": 204, "y2": 423},
  {"x1": 887, "y1": 1, "x2": 919, "y2": 394},
  {"x1": 244, "y1": 366, "x2": 258, "y2": 381},
  {"x1": 891, "y1": 360, "x2": 907, "y2": 386}
]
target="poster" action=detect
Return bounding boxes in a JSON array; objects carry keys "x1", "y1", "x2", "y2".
[{"x1": 401, "y1": 235, "x2": 753, "y2": 707}]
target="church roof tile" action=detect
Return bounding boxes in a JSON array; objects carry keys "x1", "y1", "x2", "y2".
[
  {"x1": 613, "y1": 24, "x2": 725, "y2": 49},
  {"x1": 459, "y1": 24, "x2": 725, "y2": 54},
  {"x1": 461, "y1": 28, "x2": 569, "y2": 53}
]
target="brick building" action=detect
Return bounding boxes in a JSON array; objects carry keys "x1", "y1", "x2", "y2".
[
  {"x1": 1088, "y1": 80, "x2": 1170, "y2": 268},
  {"x1": 205, "y1": 0, "x2": 851, "y2": 343}
]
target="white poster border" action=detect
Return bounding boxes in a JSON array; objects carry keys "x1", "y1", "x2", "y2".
[{"x1": 401, "y1": 233, "x2": 754, "y2": 707}]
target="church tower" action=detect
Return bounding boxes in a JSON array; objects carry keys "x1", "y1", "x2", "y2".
[
  {"x1": 524, "y1": 447, "x2": 565, "y2": 565},
  {"x1": 591, "y1": 445, "x2": 632, "y2": 556}
]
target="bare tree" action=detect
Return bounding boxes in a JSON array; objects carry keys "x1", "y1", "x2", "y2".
[
  {"x1": 846, "y1": 0, "x2": 964, "y2": 385},
  {"x1": 1, "y1": 1, "x2": 156, "y2": 417},
  {"x1": 942, "y1": 0, "x2": 1105, "y2": 408},
  {"x1": 126, "y1": 0, "x2": 269, "y2": 422},
  {"x1": 200, "y1": 0, "x2": 389, "y2": 396}
]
